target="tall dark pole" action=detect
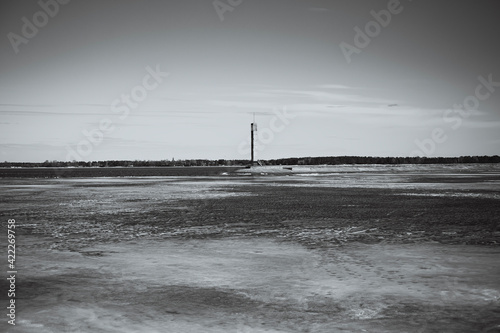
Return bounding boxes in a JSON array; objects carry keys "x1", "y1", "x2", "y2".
[{"x1": 250, "y1": 122, "x2": 254, "y2": 165}]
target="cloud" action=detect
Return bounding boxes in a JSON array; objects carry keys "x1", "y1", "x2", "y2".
[
  {"x1": 0, "y1": 103, "x2": 109, "y2": 108},
  {"x1": 0, "y1": 103, "x2": 111, "y2": 117},
  {"x1": 0, "y1": 143, "x2": 65, "y2": 150},
  {"x1": 317, "y1": 84, "x2": 353, "y2": 90},
  {"x1": 204, "y1": 100, "x2": 278, "y2": 111},
  {"x1": 459, "y1": 120, "x2": 500, "y2": 129},
  {"x1": 263, "y1": 89, "x2": 397, "y2": 105},
  {"x1": 0, "y1": 110, "x2": 114, "y2": 116}
]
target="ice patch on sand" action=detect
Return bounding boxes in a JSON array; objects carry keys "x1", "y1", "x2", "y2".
[{"x1": 401, "y1": 192, "x2": 500, "y2": 199}]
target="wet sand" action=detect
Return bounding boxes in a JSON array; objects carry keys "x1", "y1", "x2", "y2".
[
  {"x1": 1, "y1": 165, "x2": 500, "y2": 332},
  {"x1": 7, "y1": 236, "x2": 500, "y2": 333}
]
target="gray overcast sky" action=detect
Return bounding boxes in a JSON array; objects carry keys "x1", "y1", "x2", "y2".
[{"x1": 1, "y1": 0, "x2": 499, "y2": 162}]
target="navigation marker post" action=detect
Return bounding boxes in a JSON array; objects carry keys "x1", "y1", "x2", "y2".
[{"x1": 251, "y1": 115, "x2": 257, "y2": 165}]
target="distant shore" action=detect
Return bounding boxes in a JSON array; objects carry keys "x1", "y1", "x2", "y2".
[{"x1": 2, "y1": 163, "x2": 500, "y2": 178}]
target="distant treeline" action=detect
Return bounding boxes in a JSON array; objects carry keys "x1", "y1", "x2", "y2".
[
  {"x1": 267, "y1": 155, "x2": 500, "y2": 165},
  {"x1": 1, "y1": 155, "x2": 499, "y2": 168}
]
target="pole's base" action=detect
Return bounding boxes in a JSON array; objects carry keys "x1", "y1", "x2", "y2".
[{"x1": 246, "y1": 161, "x2": 262, "y2": 168}]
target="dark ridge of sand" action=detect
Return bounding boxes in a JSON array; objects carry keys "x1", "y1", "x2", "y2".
[
  {"x1": 0, "y1": 166, "x2": 242, "y2": 178},
  {"x1": 1, "y1": 177, "x2": 498, "y2": 250}
]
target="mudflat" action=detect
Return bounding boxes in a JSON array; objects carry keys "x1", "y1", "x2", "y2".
[{"x1": 1, "y1": 164, "x2": 499, "y2": 332}]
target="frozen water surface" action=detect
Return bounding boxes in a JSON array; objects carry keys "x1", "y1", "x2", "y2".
[
  {"x1": 9, "y1": 237, "x2": 500, "y2": 333},
  {"x1": 1, "y1": 164, "x2": 499, "y2": 332}
]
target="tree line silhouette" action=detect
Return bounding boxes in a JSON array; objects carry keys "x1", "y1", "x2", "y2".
[{"x1": 1, "y1": 155, "x2": 499, "y2": 168}]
